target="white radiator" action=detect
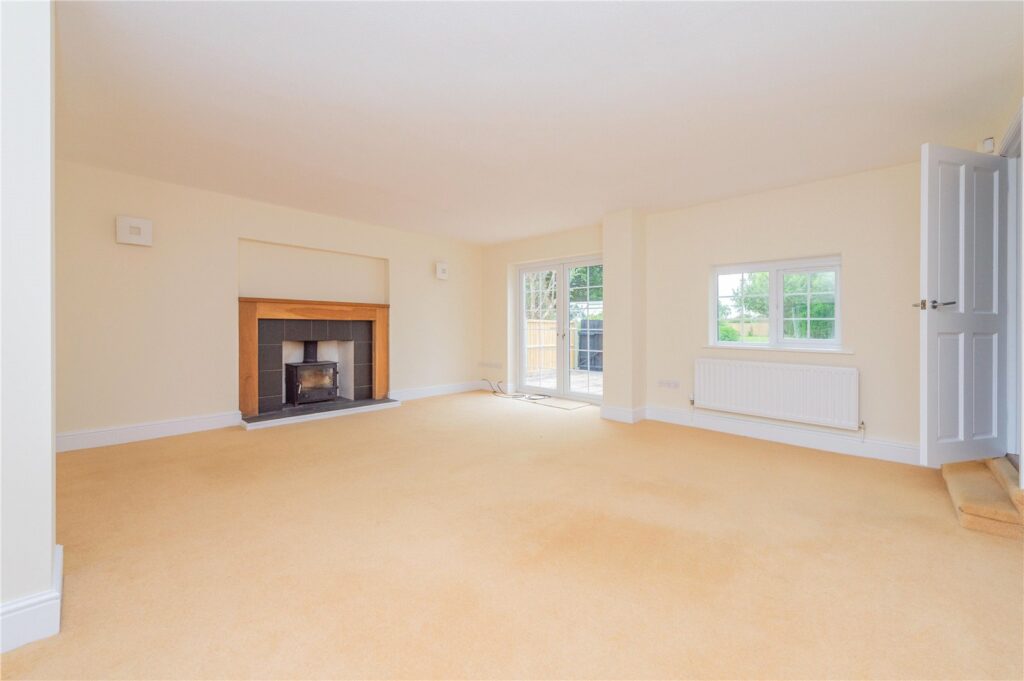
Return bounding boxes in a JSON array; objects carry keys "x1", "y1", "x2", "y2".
[{"x1": 694, "y1": 358, "x2": 859, "y2": 430}]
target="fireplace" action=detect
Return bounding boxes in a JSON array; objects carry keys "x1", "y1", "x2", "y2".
[
  {"x1": 285, "y1": 341, "x2": 339, "y2": 405},
  {"x1": 239, "y1": 298, "x2": 390, "y2": 419},
  {"x1": 250, "y1": 317, "x2": 374, "y2": 413}
]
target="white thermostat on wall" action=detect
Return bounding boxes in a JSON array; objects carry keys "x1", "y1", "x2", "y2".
[
  {"x1": 115, "y1": 215, "x2": 153, "y2": 246},
  {"x1": 435, "y1": 261, "x2": 449, "y2": 280}
]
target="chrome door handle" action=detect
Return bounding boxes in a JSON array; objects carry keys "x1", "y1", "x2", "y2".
[{"x1": 913, "y1": 299, "x2": 957, "y2": 310}]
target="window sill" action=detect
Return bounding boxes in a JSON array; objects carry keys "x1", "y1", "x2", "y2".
[{"x1": 703, "y1": 344, "x2": 853, "y2": 355}]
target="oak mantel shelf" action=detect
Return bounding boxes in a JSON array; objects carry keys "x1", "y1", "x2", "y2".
[
  {"x1": 238, "y1": 297, "x2": 389, "y2": 417},
  {"x1": 238, "y1": 297, "x2": 390, "y2": 308}
]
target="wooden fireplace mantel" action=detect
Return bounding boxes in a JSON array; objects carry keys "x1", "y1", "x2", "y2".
[{"x1": 238, "y1": 297, "x2": 390, "y2": 417}]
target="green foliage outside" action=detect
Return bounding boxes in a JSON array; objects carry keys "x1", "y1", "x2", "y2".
[
  {"x1": 717, "y1": 271, "x2": 769, "y2": 342},
  {"x1": 523, "y1": 265, "x2": 604, "y2": 323},
  {"x1": 717, "y1": 270, "x2": 836, "y2": 342},
  {"x1": 569, "y1": 265, "x2": 602, "y2": 289},
  {"x1": 717, "y1": 323, "x2": 740, "y2": 341}
]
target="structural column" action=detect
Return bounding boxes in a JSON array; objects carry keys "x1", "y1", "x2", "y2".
[
  {"x1": 601, "y1": 209, "x2": 647, "y2": 422},
  {"x1": 1, "y1": 0, "x2": 61, "y2": 652}
]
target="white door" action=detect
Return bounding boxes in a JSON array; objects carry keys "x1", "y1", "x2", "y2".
[
  {"x1": 921, "y1": 143, "x2": 1009, "y2": 466},
  {"x1": 518, "y1": 260, "x2": 603, "y2": 400}
]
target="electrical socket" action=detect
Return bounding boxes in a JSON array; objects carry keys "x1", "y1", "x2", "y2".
[
  {"x1": 657, "y1": 379, "x2": 680, "y2": 389},
  {"x1": 479, "y1": 360, "x2": 503, "y2": 369}
]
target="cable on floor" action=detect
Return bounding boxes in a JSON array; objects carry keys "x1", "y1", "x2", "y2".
[
  {"x1": 483, "y1": 378, "x2": 526, "y2": 398},
  {"x1": 482, "y1": 379, "x2": 551, "y2": 401}
]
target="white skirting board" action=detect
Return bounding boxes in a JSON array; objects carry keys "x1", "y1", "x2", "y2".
[
  {"x1": 388, "y1": 380, "x2": 489, "y2": 402},
  {"x1": 54, "y1": 382, "x2": 915, "y2": 465},
  {"x1": 1, "y1": 545, "x2": 63, "y2": 653},
  {"x1": 600, "y1": 405, "x2": 646, "y2": 424},
  {"x1": 641, "y1": 406, "x2": 920, "y2": 466},
  {"x1": 56, "y1": 382, "x2": 490, "y2": 452},
  {"x1": 57, "y1": 411, "x2": 243, "y2": 452}
]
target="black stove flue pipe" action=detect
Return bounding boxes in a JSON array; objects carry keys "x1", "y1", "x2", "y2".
[{"x1": 303, "y1": 340, "x2": 318, "y2": 363}]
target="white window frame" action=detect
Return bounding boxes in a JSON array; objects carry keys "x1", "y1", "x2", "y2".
[{"x1": 709, "y1": 256, "x2": 842, "y2": 350}]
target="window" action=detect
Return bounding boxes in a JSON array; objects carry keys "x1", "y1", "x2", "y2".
[
  {"x1": 711, "y1": 257, "x2": 841, "y2": 349},
  {"x1": 716, "y1": 271, "x2": 770, "y2": 344}
]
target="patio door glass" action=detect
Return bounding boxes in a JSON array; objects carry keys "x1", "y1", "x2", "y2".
[
  {"x1": 567, "y1": 264, "x2": 603, "y2": 397},
  {"x1": 519, "y1": 260, "x2": 603, "y2": 399},
  {"x1": 521, "y1": 268, "x2": 560, "y2": 391}
]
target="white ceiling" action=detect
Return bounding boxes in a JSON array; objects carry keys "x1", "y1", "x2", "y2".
[{"x1": 56, "y1": 2, "x2": 1023, "y2": 244}]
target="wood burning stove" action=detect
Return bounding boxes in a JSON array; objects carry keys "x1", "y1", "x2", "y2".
[{"x1": 285, "y1": 341, "x2": 339, "y2": 405}]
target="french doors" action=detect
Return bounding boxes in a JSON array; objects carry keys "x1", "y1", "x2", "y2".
[{"x1": 518, "y1": 259, "x2": 604, "y2": 400}]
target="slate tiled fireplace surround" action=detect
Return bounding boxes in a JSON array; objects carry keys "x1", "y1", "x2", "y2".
[
  {"x1": 238, "y1": 298, "x2": 390, "y2": 418},
  {"x1": 257, "y1": 319, "x2": 374, "y2": 413}
]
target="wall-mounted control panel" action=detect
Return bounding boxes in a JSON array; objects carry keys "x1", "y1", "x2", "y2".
[{"x1": 115, "y1": 215, "x2": 153, "y2": 246}]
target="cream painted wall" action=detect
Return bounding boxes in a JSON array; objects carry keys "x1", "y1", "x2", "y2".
[
  {"x1": 56, "y1": 161, "x2": 482, "y2": 433},
  {"x1": 480, "y1": 164, "x2": 919, "y2": 447},
  {"x1": 479, "y1": 225, "x2": 602, "y2": 385},
  {"x1": 645, "y1": 163, "x2": 920, "y2": 445},
  {"x1": 238, "y1": 239, "x2": 388, "y2": 304}
]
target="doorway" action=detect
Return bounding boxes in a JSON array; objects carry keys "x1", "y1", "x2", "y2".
[{"x1": 518, "y1": 259, "x2": 604, "y2": 401}]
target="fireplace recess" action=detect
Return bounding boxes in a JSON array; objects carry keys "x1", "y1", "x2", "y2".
[
  {"x1": 285, "y1": 341, "x2": 339, "y2": 405},
  {"x1": 238, "y1": 298, "x2": 389, "y2": 418}
]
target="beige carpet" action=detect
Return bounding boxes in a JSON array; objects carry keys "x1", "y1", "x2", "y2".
[{"x1": 2, "y1": 392, "x2": 1021, "y2": 680}]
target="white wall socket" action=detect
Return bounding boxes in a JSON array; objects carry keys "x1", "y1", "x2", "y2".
[
  {"x1": 115, "y1": 215, "x2": 153, "y2": 246},
  {"x1": 435, "y1": 261, "x2": 449, "y2": 280},
  {"x1": 657, "y1": 379, "x2": 680, "y2": 389}
]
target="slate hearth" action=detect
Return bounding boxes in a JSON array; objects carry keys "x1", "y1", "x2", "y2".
[
  {"x1": 242, "y1": 396, "x2": 396, "y2": 425},
  {"x1": 256, "y1": 319, "x2": 374, "y2": 415}
]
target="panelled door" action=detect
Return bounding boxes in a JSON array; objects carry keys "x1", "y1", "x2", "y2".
[
  {"x1": 519, "y1": 259, "x2": 603, "y2": 400},
  {"x1": 920, "y1": 143, "x2": 1009, "y2": 466}
]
